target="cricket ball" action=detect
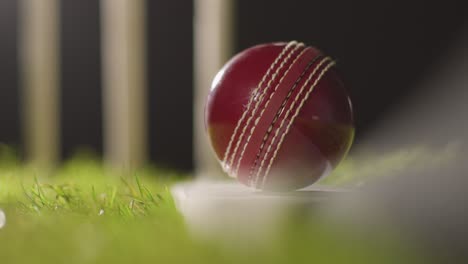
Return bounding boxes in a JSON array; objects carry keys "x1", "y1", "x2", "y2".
[{"x1": 205, "y1": 41, "x2": 354, "y2": 191}]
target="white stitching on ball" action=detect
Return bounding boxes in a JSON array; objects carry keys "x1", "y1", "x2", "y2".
[
  {"x1": 231, "y1": 44, "x2": 306, "y2": 179},
  {"x1": 260, "y1": 59, "x2": 336, "y2": 189},
  {"x1": 221, "y1": 41, "x2": 298, "y2": 176},
  {"x1": 228, "y1": 42, "x2": 304, "y2": 176}
]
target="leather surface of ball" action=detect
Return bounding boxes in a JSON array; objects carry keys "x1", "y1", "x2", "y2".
[{"x1": 205, "y1": 41, "x2": 354, "y2": 191}]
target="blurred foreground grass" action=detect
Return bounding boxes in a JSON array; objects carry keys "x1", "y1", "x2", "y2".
[{"x1": 0, "y1": 146, "x2": 431, "y2": 264}]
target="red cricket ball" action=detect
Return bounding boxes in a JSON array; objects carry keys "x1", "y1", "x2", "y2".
[{"x1": 205, "y1": 41, "x2": 354, "y2": 191}]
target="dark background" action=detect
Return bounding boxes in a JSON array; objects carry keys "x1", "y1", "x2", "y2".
[
  {"x1": 0, "y1": 0, "x2": 467, "y2": 171},
  {"x1": 0, "y1": 0, "x2": 19, "y2": 151}
]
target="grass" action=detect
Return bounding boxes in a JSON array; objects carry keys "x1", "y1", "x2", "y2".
[{"x1": 0, "y1": 148, "x2": 432, "y2": 264}]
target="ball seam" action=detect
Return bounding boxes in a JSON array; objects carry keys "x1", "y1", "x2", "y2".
[
  {"x1": 248, "y1": 53, "x2": 324, "y2": 186},
  {"x1": 221, "y1": 41, "x2": 299, "y2": 176},
  {"x1": 228, "y1": 42, "x2": 304, "y2": 176},
  {"x1": 231, "y1": 44, "x2": 305, "y2": 178},
  {"x1": 260, "y1": 59, "x2": 336, "y2": 189}
]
